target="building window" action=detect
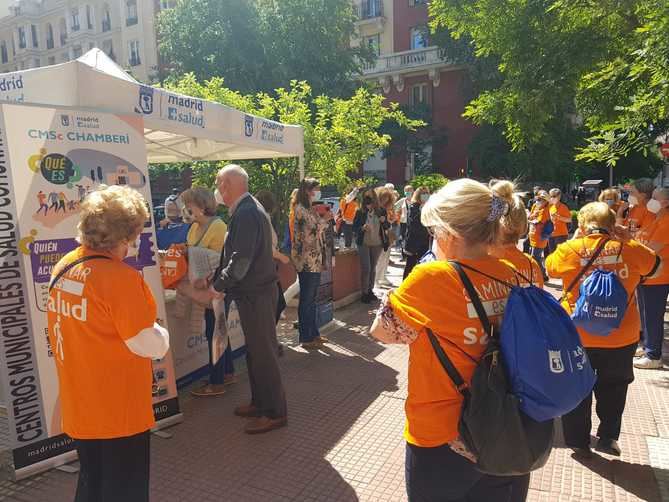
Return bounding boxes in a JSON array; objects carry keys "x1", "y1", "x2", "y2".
[
  {"x1": 102, "y1": 5, "x2": 112, "y2": 32},
  {"x1": 160, "y1": 0, "x2": 174, "y2": 8},
  {"x1": 128, "y1": 40, "x2": 141, "y2": 66},
  {"x1": 71, "y1": 8, "x2": 80, "y2": 32},
  {"x1": 409, "y1": 0, "x2": 428, "y2": 5},
  {"x1": 59, "y1": 18, "x2": 67, "y2": 45},
  {"x1": 364, "y1": 34, "x2": 381, "y2": 56},
  {"x1": 46, "y1": 23, "x2": 54, "y2": 49},
  {"x1": 410, "y1": 83, "x2": 428, "y2": 105},
  {"x1": 18, "y1": 27, "x2": 26, "y2": 49},
  {"x1": 48, "y1": 56, "x2": 55, "y2": 65},
  {"x1": 126, "y1": 0, "x2": 138, "y2": 26},
  {"x1": 0, "y1": 42, "x2": 7, "y2": 64},
  {"x1": 102, "y1": 39, "x2": 115, "y2": 61},
  {"x1": 73, "y1": 45, "x2": 82, "y2": 58},
  {"x1": 86, "y1": 5, "x2": 93, "y2": 30},
  {"x1": 410, "y1": 25, "x2": 429, "y2": 49},
  {"x1": 31, "y1": 25, "x2": 38, "y2": 48},
  {"x1": 360, "y1": 0, "x2": 383, "y2": 19}
]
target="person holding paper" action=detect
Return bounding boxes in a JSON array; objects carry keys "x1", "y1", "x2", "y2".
[{"x1": 47, "y1": 185, "x2": 169, "y2": 502}]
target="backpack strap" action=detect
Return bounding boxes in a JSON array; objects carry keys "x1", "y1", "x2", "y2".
[
  {"x1": 562, "y1": 238, "x2": 609, "y2": 299},
  {"x1": 426, "y1": 328, "x2": 471, "y2": 397},
  {"x1": 192, "y1": 217, "x2": 218, "y2": 247},
  {"x1": 49, "y1": 255, "x2": 111, "y2": 293},
  {"x1": 450, "y1": 261, "x2": 494, "y2": 339},
  {"x1": 453, "y1": 261, "x2": 519, "y2": 289}
]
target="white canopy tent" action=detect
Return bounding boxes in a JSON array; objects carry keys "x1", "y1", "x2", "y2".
[{"x1": 0, "y1": 49, "x2": 305, "y2": 174}]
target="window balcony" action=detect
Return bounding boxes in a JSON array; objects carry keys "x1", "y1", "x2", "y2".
[
  {"x1": 361, "y1": 46, "x2": 452, "y2": 77},
  {"x1": 355, "y1": 0, "x2": 383, "y2": 20},
  {"x1": 126, "y1": 17, "x2": 138, "y2": 27}
]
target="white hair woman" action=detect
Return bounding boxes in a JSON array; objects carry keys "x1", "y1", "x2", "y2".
[
  {"x1": 635, "y1": 187, "x2": 669, "y2": 369},
  {"x1": 370, "y1": 178, "x2": 531, "y2": 501},
  {"x1": 48, "y1": 185, "x2": 169, "y2": 502}
]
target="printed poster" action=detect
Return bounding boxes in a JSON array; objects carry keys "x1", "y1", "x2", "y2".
[{"x1": 0, "y1": 103, "x2": 181, "y2": 479}]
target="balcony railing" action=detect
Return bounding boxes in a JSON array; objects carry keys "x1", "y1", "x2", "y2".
[
  {"x1": 355, "y1": 0, "x2": 383, "y2": 20},
  {"x1": 361, "y1": 46, "x2": 450, "y2": 75}
]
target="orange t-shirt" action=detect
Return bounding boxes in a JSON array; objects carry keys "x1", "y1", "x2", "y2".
[
  {"x1": 339, "y1": 198, "x2": 359, "y2": 224},
  {"x1": 549, "y1": 202, "x2": 571, "y2": 237},
  {"x1": 47, "y1": 247, "x2": 158, "y2": 439},
  {"x1": 545, "y1": 235, "x2": 657, "y2": 349},
  {"x1": 637, "y1": 212, "x2": 669, "y2": 285},
  {"x1": 389, "y1": 258, "x2": 517, "y2": 447},
  {"x1": 626, "y1": 205, "x2": 655, "y2": 236},
  {"x1": 499, "y1": 246, "x2": 544, "y2": 288},
  {"x1": 529, "y1": 204, "x2": 550, "y2": 248}
]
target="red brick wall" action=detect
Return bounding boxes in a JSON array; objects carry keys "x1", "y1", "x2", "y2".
[{"x1": 393, "y1": 0, "x2": 430, "y2": 52}]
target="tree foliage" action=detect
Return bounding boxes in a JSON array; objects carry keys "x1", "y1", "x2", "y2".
[
  {"x1": 157, "y1": 0, "x2": 372, "y2": 97},
  {"x1": 155, "y1": 75, "x2": 421, "y2": 231},
  {"x1": 429, "y1": 0, "x2": 669, "y2": 167}
]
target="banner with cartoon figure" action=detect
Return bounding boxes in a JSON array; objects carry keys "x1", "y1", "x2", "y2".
[{"x1": 0, "y1": 103, "x2": 181, "y2": 480}]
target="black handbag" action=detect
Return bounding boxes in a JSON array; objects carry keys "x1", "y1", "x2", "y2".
[{"x1": 425, "y1": 262, "x2": 554, "y2": 476}]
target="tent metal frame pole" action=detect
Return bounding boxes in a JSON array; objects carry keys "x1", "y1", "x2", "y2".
[{"x1": 299, "y1": 155, "x2": 305, "y2": 180}]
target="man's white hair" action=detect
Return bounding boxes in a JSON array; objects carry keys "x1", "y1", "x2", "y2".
[{"x1": 217, "y1": 164, "x2": 249, "y2": 185}]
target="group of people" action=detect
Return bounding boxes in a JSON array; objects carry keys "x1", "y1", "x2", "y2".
[
  {"x1": 46, "y1": 168, "x2": 668, "y2": 502},
  {"x1": 48, "y1": 165, "x2": 288, "y2": 501},
  {"x1": 369, "y1": 176, "x2": 667, "y2": 501}
]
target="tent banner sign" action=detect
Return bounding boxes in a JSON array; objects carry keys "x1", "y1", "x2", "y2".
[{"x1": 0, "y1": 103, "x2": 180, "y2": 480}]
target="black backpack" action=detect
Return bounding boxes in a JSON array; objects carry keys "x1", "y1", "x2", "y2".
[{"x1": 426, "y1": 262, "x2": 554, "y2": 476}]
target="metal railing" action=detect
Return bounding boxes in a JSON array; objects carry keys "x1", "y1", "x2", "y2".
[
  {"x1": 361, "y1": 46, "x2": 450, "y2": 75},
  {"x1": 355, "y1": 0, "x2": 383, "y2": 20}
]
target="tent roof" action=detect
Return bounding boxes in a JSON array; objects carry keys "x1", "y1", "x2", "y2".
[{"x1": 0, "y1": 49, "x2": 304, "y2": 164}]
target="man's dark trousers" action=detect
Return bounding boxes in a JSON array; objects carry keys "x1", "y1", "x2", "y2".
[{"x1": 235, "y1": 285, "x2": 287, "y2": 419}]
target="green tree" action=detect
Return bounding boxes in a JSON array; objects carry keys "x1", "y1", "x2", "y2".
[
  {"x1": 157, "y1": 0, "x2": 372, "y2": 97},
  {"x1": 429, "y1": 0, "x2": 669, "y2": 168},
  {"x1": 156, "y1": 76, "x2": 420, "y2": 232}
]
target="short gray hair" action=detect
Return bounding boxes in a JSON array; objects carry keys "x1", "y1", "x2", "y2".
[
  {"x1": 217, "y1": 164, "x2": 249, "y2": 185},
  {"x1": 632, "y1": 178, "x2": 655, "y2": 198},
  {"x1": 549, "y1": 188, "x2": 562, "y2": 198}
]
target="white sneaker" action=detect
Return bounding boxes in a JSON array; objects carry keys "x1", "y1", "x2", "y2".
[
  {"x1": 634, "y1": 357, "x2": 663, "y2": 370},
  {"x1": 635, "y1": 346, "x2": 645, "y2": 358}
]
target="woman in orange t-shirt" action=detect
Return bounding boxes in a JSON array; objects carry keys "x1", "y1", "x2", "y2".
[
  {"x1": 616, "y1": 178, "x2": 656, "y2": 237},
  {"x1": 548, "y1": 188, "x2": 572, "y2": 256},
  {"x1": 48, "y1": 186, "x2": 169, "y2": 502},
  {"x1": 370, "y1": 179, "x2": 530, "y2": 501},
  {"x1": 546, "y1": 202, "x2": 658, "y2": 457},
  {"x1": 491, "y1": 183, "x2": 544, "y2": 288},
  {"x1": 528, "y1": 190, "x2": 550, "y2": 280},
  {"x1": 635, "y1": 187, "x2": 669, "y2": 369}
]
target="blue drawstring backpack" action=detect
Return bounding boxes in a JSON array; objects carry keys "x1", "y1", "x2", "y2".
[
  {"x1": 456, "y1": 262, "x2": 596, "y2": 423},
  {"x1": 541, "y1": 220, "x2": 554, "y2": 240},
  {"x1": 568, "y1": 240, "x2": 628, "y2": 336}
]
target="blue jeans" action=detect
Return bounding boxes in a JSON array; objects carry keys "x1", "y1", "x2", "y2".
[
  {"x1": 205, "y1": 308, "x2": 234, "y2": 385},
  {"x1": 638, "y1": 284, "x2": 669, "y2": 360},
  {"x1": 405, "y1": 443, "x2": 530, "y2": 502},
  {"x1": 298, "y1": 271, "x2": 321, "y2": 343}
]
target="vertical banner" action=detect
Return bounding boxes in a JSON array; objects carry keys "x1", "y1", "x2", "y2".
[{"x1": 0, "y1": 103, "x2": 181, "y2": 480}]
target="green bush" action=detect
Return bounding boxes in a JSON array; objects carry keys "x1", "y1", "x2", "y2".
[{"x1": 411, "y1": 174, "x2": 449, "y2": 193}]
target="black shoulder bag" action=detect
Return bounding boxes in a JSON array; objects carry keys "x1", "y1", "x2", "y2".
[{"x1": 425, "y1": 261, "x2": 553, "y2": 476}]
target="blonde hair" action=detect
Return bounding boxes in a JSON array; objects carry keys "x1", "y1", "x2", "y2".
[
  {"x1": 578, "y1": 202, "x2": 616, "y2": 234},
  {"x1": 411, "y1": 186, "x2": 430, "y2": 204},
  {"x1": 421, "y1": 178, "x2": 517, "y2": 246},
  {"x1": 375, "y1": 186, "x2": 396, "y2": 210},
  {"x1": 181, "y1": 186, "x2": 217, "y2": 216},
  {"x1": 77, "y1": 185, "x2": 148, "y2": 251},
  {"x1": 598, "y1": 188, "x2": 621, "y2": 203},
  {"x1": 492, "y1": 181, "x2": 528, "y2": 245}
]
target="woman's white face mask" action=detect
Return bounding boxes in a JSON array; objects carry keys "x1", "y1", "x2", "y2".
[
  {"x1": 647, "y1": 198, "x2": 664, "y2": 214},
  {"x1": 126, "y1": 235, "x2": 141, "y2": 259}
]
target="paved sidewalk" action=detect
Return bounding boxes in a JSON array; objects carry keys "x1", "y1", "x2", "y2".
[{"x1": 1, "y1": 253, "x2": 668, "y2": 501}]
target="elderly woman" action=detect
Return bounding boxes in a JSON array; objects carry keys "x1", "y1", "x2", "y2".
[
  {"x1": 370, "y1": 179, "x2": 531, "y2": 501},
  {"x1": 617, "y1": 178, "x2": 655, "y2": 237},
  {"x1": 48, "y1": 185, "x2": 169, "y2": 502},
  {"x1": 635, "y1": 187, "x2": 669, "y2": 369},
  {"x1": 546, "y1": 202, "x2": 658, "y2": 457},
  {"x1": 181, "y1": 187, "x2": 231, "y2": 397}
]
